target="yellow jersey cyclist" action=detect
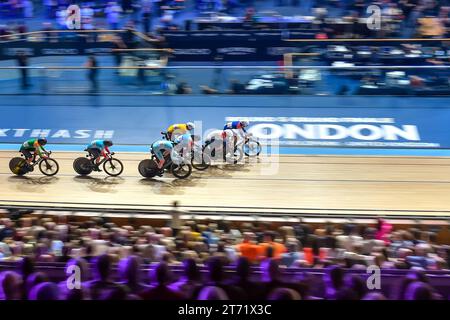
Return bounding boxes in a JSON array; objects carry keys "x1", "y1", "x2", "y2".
[
  {"x1": 166, "y1": 122, "x2": 195, "y2": 141},
  {"x1": 20, "y1": 138, "x2": 48, "y2": 166}
]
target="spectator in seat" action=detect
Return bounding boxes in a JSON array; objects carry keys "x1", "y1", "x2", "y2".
[
  {"x1": 59, "y1": 258, "x2": 91, "y2": 300},
  {"x1": 0, "y1": 271, "x2": 22, "y2": 300},
  {"x1": 323, "y1": 265, "x2": 345, "y2": 299},
  {"x1": 258, "y1": 231, "x2": 286, "y2": 260},
  {"x1": 25, "y1": 272, "x2": 48, "y2": 300},
  {"x1": 345, "y1": 274, "x2": 367, "y2": 300},
  {"x1": 117, "y1": 255, "x2": 149, "y2": 295},
  {"x1": 260, "y1": 259, "x2": 291, "y2": 299},
  {"x1": 85, "y1": 254, "x2": 120, "y2": 300},
  {"x1": 227, "y1": 257, "x2": 263, "y2": 300},
  {"x1": 169, "y1": 258, "x2": 202, "y2": 299},
  {"x1": 105, "y1": 2, "x2": 122, "y2": 30},
  {"x1": 235, "y1": 232, "x2": 259, "y2": 264},
  {"x1": 404, "y1": 281, "x2": 435, "y2": 300},
  {"x1": 18, "y1": 256, "x2": 34, "y2": 299},
  {"x1": 140, "y1": 262, "x2": 185, "y2": 300},
  {"x1": 194, "y1": 256, "x2": 244, "y2": 300},
  {"x1": 28, "y1": 282, "x2": 59, "y2": 300},
  {"x1": 280, "y1": 241, "x2": 304, "y2": 267},
  {"x1": 375, "y1": 219, "x2": 392, "y2": 245}
]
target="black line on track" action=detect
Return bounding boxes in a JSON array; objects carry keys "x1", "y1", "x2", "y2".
[{"x1": 1, "y1": 198, "x2": 450, "y2": 214}]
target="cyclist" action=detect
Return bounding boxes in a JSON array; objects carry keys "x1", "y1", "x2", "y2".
[
  {"x1": 20, "y1": 138, "x2": 48, "y2": 166},
  {"x1": 86, "y1": 140, "x2": 113, "y2": 171},
  {"x1": 223, "y1": 120, "x2": 249, "y2": 138},
  {"x1": 151, "y1": 134, "x2": 192, "y2": 170},
  {"x1": 166, "y1": 122, "x2": 195, "y2": 141},
  {"x1": 223, "y1": 120, "x2": 250, "y2": 149},
  {"x1": 204, "y1": 129, "x2": 234, "y2": 159},
  {"x1": 151, "y1": 139, "x2": 174, "y2": 170}
]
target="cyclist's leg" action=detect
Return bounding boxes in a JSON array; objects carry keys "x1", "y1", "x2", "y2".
[
  {"x1": 21, "y1": 148, "x2": 33, "y2": 164},
  {"x1": 88, "y1": 148, "x2": 102, "y2": 171},
  {"x1": 153, "y1": 145, "x2": 165, "y2": 169}
]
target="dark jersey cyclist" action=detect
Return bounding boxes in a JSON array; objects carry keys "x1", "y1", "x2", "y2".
[
  {"x1": 86, "y1": 140, "x2": 113, "y2": 171},
  {"x1": 20, "y1": 138, "x2": 48, "y2": 164}
]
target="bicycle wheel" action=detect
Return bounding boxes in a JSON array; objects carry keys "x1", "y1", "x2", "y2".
[
  {"x1": 103, "y1": 158, "x2": 124, "y2": 177},
  {"x1": 39, "y1": 158, "x2": 59, "y2": 176},
  {"x1": 191, "y1": 151, "x2": 211, "y2": 171},
  {"x1": 9, "y1": 157, "x2": 28, "y2": 176},
  {"x1": 138, "y1": 159, "x2": 158, "y2": 178},
  {"x1": 171, "y1": 163, "x2": 192, "y2": 179},
  {"x1": 73, "y1": 157, "x2": 93, "y2": 176},
  {"x1": 243, "y1": 138, "x2": 262, "y2": 157}
]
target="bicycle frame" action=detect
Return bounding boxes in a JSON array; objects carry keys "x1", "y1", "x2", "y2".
[
  {"x1": 86, "y1": 152, "x2": 112, "y2": 168},
  {"x1": 26, "y1": 152, "x2": 50, "y2": 167}
]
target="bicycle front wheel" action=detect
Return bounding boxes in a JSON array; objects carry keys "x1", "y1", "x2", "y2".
[
  {"x1": 103, "y1": 158, "x2": 124, "y2": 176},
  {"x1": 171, "y1": 163, "x2": 192, "y2": 179},
  {"x1": 39, "y1": 158, "x2": 59, "y2": 176},
  {"x1": 243, "y1": 138, "x2": 262, "y2": 157},
  {"x1": 191, "y1": 151, "x2": 211, "y2": 171}
]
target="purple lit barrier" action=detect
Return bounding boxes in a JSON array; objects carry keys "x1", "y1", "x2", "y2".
[{"x1": 1, "y1": 261, "x2": 449, "y2": 299}]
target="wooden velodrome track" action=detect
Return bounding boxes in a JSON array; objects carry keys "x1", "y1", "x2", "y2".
[{"x1": 1, "y1": 151, "x2": 450, "y2": 218}]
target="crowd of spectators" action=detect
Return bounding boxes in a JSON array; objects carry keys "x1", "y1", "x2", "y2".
[
  {"x1": 1, "y1": 1, "x2": 450, "y2": 38},
  {"x1": 0, "y1": 209, "x2": 448, "y2": 300}
]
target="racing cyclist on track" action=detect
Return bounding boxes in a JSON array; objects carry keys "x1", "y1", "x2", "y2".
[
  {"x1": 151, "y1": 134, "x2": 192, "y2": 170},
  {"x1": 20, "y1": 138, "x2": 48, "y2": 166},
  {"x1": 223, "y1": 120, "x2": 250, "y2": 149},
  {"x1": 166, "y1": 122, "x2": 195, "y2": 141},
  {"x1": 86, "y1": 140, "x2": 113, "y2": 171},
  {"x1": 204, "y1": 129, "x2": 234, "y2": 160}
]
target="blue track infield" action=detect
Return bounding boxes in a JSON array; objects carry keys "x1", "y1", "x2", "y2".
[{"x1": 1, "y1": 143, "x2": 450, "y2": 157}]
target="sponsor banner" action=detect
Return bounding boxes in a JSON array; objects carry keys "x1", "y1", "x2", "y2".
[
  {"x1": 0, "y1": 41, "x2": 114, "y2": 59},
  {"x1": 217, "y1": 47, "x2": 257, "y2": 55},
  {"x1": 163, "y1": 33, "x2": 449, "y2": 61},
  {"x1": 173, "y1": 48, "x2": 212, "y2": 55},
  {"x1": 0, "y1": 96, "x2": 450, "y2": 149},
  {"x1": 3, "y1": 33, "x2": 445, "y2": 62},
  {"x1": 162, "y1": 30, "x2": 317, "y2": 61}
]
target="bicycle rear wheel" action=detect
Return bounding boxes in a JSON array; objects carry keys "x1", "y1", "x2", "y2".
[
  {"x1": 9, "y1": 157, "x2": 28, "y2": 176},
  {"x1": 138, "y1": 159, "x2": 158, "y2": 178},
  {"x1": 73, "y1": 157, "x2": 93, "y2": 176},
  {"x1": 103, "y1": 158, "x2": 124, "y2": 177},
  {"x1": 39, "y1": 158, "x2": 59, "y2": 176}
]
